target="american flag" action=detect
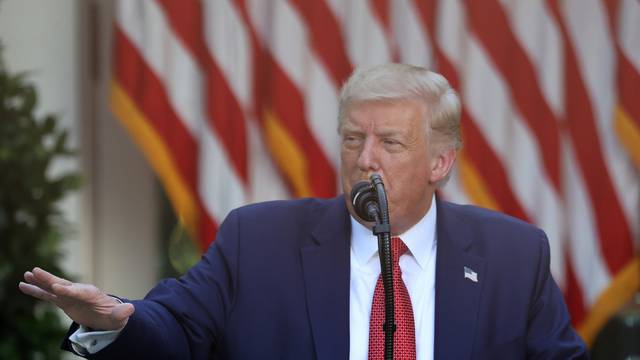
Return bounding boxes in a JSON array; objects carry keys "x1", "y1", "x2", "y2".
[{"x1": 110, "y1": 0, "x2": 640, "y2": 346}]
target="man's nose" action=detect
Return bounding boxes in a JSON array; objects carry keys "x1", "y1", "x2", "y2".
[{"x1": 357, "y1": 138, "x2": 380, "y2": 172}]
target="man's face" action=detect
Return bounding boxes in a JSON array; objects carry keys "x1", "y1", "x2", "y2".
[{"x1": 340, "y1": 100, "x2": 439, "y2": 235}]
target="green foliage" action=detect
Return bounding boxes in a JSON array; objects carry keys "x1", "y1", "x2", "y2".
[
  {"x1": 167, "y1": 222, "x2": 200, "y2": 276},
  {"x1": 0, "y1": 47, "x2": 81, "y2": 359}
]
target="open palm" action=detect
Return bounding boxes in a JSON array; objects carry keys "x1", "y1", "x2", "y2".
[{"x1": 19, "y1": 268, "x2": 134, "y2": 331}]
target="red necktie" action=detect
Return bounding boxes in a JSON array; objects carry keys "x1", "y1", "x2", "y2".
[{"x1": 368, "y1": 237, "x2": 416, "y2": 360}]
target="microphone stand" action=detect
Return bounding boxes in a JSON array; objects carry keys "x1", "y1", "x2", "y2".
[{"x1": 369, "y1": 174, "x2": 394, "y2": 360}]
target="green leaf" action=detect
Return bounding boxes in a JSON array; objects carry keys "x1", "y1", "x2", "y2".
[{"x1": 0, "y1": 45, "x2": 79, "y2": 360}]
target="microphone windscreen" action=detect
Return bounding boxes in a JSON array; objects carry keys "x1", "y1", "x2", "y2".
[{"x1": 350, "y1": 181, "x2": 377, "y2": 222}]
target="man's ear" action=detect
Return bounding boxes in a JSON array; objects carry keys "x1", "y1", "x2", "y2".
[{"x1": 429, "y1": 147, "x2": 457, "y2": 184}]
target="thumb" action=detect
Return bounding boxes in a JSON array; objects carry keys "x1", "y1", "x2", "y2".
[{"x1": 110, "y1": 303, "x2": 135, "y2": 328}]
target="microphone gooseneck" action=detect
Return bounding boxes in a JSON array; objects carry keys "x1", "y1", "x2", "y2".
[{"x1": 349, "y1": 174, "x2": 394, "y2": 360}]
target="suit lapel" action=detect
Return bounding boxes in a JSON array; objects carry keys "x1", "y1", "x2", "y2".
[
  {"x1": 434, "y1": 200, "x2": 486, "y2": 360},
  {"x1": 301, "y1": 196, "x2": 351, "y2": 360}
]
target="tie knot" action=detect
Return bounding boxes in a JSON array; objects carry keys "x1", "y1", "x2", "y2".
[{"x1": 391, "y1": 237, "x2": 409, "y2": 264}]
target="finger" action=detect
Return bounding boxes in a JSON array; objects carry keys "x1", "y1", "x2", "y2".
[
  {"x1": 22, "y1": 273, "x2": 58, "y2": 301},
  {"x1": 32, "y1": 267, "x2": 73, "y2": 289},
  {"x1": 24, "y1": 270, "x2": 57, "y2": 292},
  {"x1": 24, "y1": 271, "x2": 59, "y2": 294},
  {"x1": 18, "y1": 282, "x2": 58, "y2": 303},
  {"x1": 51, "y1": 282, "x2": 102, "y2": 303},
  {"x1": 52, "y1": 283, "x2": 118, "y2": 314},
  {"x1": 111, "y1": 303, "x2": 135, "y2": 326},
  {"x1": 24, "y1": 271, "x2": 38, "y2": 285},
  {"x1": 50, "y1": 282, "x2": 74, "y2": 297}
]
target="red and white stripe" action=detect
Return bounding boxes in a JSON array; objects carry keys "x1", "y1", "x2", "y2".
[{"x1": 113, "y1": 0, "x2": 640, "y2": 345}]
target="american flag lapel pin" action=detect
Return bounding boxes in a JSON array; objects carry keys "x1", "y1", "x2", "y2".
[{"x1": 464, "y1": 266, "x2": 478, "y2": 283}]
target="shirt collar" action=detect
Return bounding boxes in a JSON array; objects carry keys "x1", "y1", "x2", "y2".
[{"x1": 350, "y1": 195, "x2": 437, "y2": 269}]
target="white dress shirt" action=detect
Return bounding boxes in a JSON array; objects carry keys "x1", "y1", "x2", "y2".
[
  {"x1": 71, "y1": 196, "x2": 438, "y2": 359},
  {"x1": 349, "y1": 196, "x2": 437, "y2": 360}
]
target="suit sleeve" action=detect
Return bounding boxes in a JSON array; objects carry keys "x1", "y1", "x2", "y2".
[
  {"x1": 525, "y1": 231, "x2": 588, "y2": 359},
  {"x1": 62, "y1": 209, "x2": 242, "y2": 360}
]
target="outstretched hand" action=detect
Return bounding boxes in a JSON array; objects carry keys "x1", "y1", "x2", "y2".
[{"x1": 18, "y1": 267, "x2": 135, "y2": 331}]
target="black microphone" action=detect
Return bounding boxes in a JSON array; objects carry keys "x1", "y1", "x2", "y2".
[
  {"x1": 350, "y1": 174, "x2": 394, "y2": 360},
  {"x1": 350, "y1": 180, "x2": 379, "y2": 222}
]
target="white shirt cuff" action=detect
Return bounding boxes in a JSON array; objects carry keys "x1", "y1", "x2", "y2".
[
  {"x1": 69, "y1": 325, "x2": 123, "y2": 355},
  {"x1": 68, "y1": 296, "x2": 126, "y2": 355}
]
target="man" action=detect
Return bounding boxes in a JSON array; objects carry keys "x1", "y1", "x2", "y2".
[{"x1": 20, "y1": 64, "x2": 587, "y2": 359}]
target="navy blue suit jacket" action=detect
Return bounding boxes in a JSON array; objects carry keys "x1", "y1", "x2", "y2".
[{"x1": 64, "y1": 196, "x2": 587, "y2": 359}]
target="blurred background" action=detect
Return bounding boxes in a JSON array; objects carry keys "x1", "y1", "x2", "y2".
[{"x1": 0, "y1": 0, "x2": 638, "y2": 358}]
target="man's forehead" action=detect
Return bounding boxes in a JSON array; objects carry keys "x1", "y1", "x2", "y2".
[
  {"x1": 341, "y1": 101, "x2": 427, "y2": 131},
  {"x1": 349, "y1": 97, "x2": 422, "y2": 108},
  {"x1": 341, "y1": 120, "x2": 410, "y2": 135}
]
